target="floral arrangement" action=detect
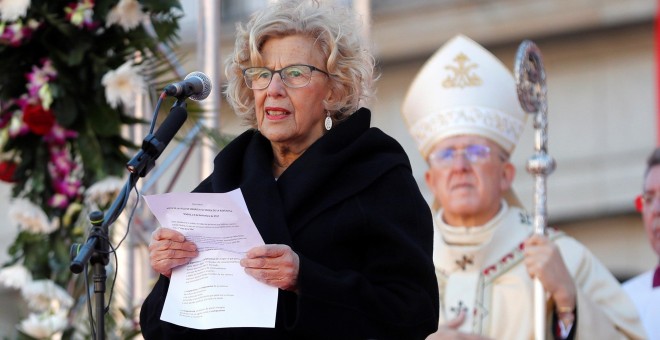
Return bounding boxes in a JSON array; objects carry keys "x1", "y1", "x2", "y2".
[{"x1": 0, "y1": 0, "x2": 182, "y2": 338}]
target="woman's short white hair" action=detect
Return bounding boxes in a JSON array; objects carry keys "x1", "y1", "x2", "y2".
[{"x1": 224, "y1": 0, "x2": 376, "y2": 128}]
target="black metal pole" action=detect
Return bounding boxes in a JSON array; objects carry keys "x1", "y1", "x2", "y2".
[
  {"x1": 93, "y1": 257, "x2": 107, "y2": 340},
  {"x1": 90, "y1": 211, "x2": 107, "y2": 340}
]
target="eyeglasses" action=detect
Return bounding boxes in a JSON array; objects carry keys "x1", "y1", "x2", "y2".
[
  {"x1": 242, "y1": 64, "x2": 330, "y2": 90},
  {"x1": 428, "y1": 144, "x2": 503, "y2": 168},
  {"x1": 635, "y1": 191, "x2": 660, "y2": 212}
]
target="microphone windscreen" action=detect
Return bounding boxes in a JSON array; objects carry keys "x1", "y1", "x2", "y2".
[{"x1": 186, "y1": 71, "x2": 212, "y2": 101}]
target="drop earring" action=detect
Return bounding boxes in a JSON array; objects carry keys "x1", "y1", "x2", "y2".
[{"x1": 324, "y1": 111, "x2": 332, "y2": 131}]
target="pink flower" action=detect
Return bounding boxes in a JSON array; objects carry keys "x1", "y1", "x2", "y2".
[
  {"x1": 14, "y1": 94, "x2": 32, "y2": 110},
  {"x1": 0, "y1": 22, "x2": 20, "y2": 46},
  {"x1": 43, "y1": 125, "x2": 78, "y2": 145},
  {"x1": 0, "y1": 19, "x2": 39, "y2": 46},
  {"x1": 53, "y1": 178, "x2": 81, "y2": 198},
  {"x1": 25, "y1": 59, "x2": 57, "y2": 108},
  {"x1": 0, "y1": 107, "x2": 11, "y2": 129},
  {"x1": 48, "y1": 193, "x2": 69, "y2": 209},
  {"x1": 48, "y1": 148, "x2": 74, "y2": 177},
  {"x1": 45, "y1": 144, "x2": 83, "y2": 207},
  {"x1": 26, "y1": 59, "x2": 56, "y2": 85},
  {"x1": 65, "y1": 0, "x2": 98, "y2": 30}
]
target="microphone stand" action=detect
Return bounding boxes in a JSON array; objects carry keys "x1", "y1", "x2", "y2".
[{"x1": 70, "y1": 99, "x2": 188, "y2": 340}]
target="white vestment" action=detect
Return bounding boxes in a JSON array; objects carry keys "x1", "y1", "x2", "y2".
[
  {"x1": 623, "y1": 269, "x2": 660, "y2": 339},
  {"x1": 433, "y1": 201, "x2": 646, "y2": 339}
]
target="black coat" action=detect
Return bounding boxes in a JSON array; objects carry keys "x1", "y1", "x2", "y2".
[{"x1": 140, "y1": 108, "x2": 439, "y2": 339}]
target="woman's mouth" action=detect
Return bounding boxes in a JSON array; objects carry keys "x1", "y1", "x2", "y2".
[{"x1": 265, "y1": 107, "x2": 290, "y2": 120}]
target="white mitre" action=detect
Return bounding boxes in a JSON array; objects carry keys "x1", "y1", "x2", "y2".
[{"x1": 401, "y1": 34, "x2": 526, "y2": 159}]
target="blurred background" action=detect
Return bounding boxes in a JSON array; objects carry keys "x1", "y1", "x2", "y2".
[{"x1": 0, "y1": 0, "x2": 657, "y2": 336}]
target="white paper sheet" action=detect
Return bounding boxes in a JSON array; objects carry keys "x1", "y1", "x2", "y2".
[{"x1": 143, "y1": 189, "x2": 278, "y2": 329}]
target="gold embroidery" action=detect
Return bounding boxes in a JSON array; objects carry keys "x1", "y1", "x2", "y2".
[
  {"x1": 456, "y1": 254, "x2": 475, "y2": 270},
  {"x1": 442, "y1": 53, "x2": 482, "y2": 89},
  {"x1": 410, "y1": 107, "x2": 525, "y2": 156}
]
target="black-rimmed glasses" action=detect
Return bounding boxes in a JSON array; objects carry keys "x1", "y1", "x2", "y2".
[{"x1": 242, "y1": 64, "x2": 329, "y2": 90}]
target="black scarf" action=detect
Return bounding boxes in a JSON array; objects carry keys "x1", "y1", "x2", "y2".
[{"x1": 194, "y1": 108, "x2": 411, "y2": 244}]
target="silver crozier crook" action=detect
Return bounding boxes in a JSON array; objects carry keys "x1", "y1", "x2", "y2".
[{"x1": 514, "y1": 40, "x2": 556, "y2": 340}]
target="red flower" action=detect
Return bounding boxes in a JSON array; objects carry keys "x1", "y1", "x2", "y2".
[
  {"x1": 0, "y1": 160, "x2": 17, "y2": 182},
  {"x1": 23, "y1": 104, "x2": 55, "y2": 135}
]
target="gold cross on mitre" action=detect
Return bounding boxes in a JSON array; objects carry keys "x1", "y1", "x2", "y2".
[{"x1": 442, "y1": 52, "x2": 482, "y2": 89}]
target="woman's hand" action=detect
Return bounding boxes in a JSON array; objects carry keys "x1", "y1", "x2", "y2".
[
  {"x1": 240, "y1": 244, "x2": 300, "y2": 292},
  {"x1": 148, "y1": 228, "x2": 198, "y2": 278},
  {"x1": 426, "y1": 309, "x2": 492, "y2": 339},
  {"x1": 523, "y1": 234, "x2": 577, "y2": 310}
]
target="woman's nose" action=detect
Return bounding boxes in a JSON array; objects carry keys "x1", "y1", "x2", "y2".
[{"x1": 266, "y1": 73, "x2": 286, "y2": 96}]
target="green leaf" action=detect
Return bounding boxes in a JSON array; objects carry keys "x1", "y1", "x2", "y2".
[
  {"x1": 0, "y1": 1, "x2": 184, "y2": 336},
  {"x1": 87, "y1": 105, "x2": 121, "y2": 137},
  {"x1": 77, "y1": 130, "x2": 105, "y2": 179},
  {"x1": 52, "y1": 92, "x2": 80, "y2": 127},
  {"x1": 39, "y1": 8, "x2": 77, "y2": 38},
  {"x1": 142, "y1": 0, "x2": 183, "y2": 13},
  {"x1": 65, "y1": 39, "x2": 93, "y2": 66}
]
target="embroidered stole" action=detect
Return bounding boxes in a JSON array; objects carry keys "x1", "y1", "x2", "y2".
[{"x1": 434, "y1": 204, "x2": 563, "y2": 335}]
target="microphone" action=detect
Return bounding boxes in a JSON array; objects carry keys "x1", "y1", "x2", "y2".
[
  {"x1": 150, "y1": 106, "x2": 187, "y2": 157},
  {"x1": 164, "y1": 71, "x2": 212, "y2": 101},
  {"x1": 126, "y1": 106, "x2": 188, "y2": 176}
]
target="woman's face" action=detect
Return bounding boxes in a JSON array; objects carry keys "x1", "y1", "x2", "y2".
[{"x1": 253, "y1": 34, "x2": 332, "y2": 151}]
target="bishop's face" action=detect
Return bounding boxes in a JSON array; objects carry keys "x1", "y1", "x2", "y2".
[
  {"x1": 424, "y1": 135, "x2": 515, "y2": 227},
  {"x1": 642, "y1": 165, "x2": 660, "y2": 257}
]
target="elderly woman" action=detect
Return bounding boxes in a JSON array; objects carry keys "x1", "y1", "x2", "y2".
[{"x1": 139, "y1": 0, "x2": 439, "y2": 338}]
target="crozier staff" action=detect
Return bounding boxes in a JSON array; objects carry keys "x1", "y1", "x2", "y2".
[
  {"x1": 139, "y1": 0, "x2": 439, "y2": 339},
  {"x1": 401, "y1": 34, "x2": 645, "y2": 340}
]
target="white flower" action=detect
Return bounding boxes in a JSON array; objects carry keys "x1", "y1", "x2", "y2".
[
  {"x1": 0, "y1": 125, "x2": 7, "y2": 149},
  {"x1": 21, "y1": 279, "x2": 74, "y2": 312},
  {"x1": 106, "y1": 0, "x2": 145, "y2": 31},
  {"x1": 0, "y1": 263, "x2": 33, "y2": 289},
  {"x1": 120, "y1": 317, "x2": 139, "y2": 333},
  {"x1": 17, "y1": 310, "x2": 67, "y2": 340},
  {"x1": 101, "y1": 60, "x2": 145, "y2": 109},
  {"x1": 85, "y1": 176, "x2": 124, "y2": 207},
  {"x1": 39, "y1": 83, "x2": 53, "y2": 109},
  {"x1": 9, "y1": 199, "x2": 59, "y2": 234},
  {"x1": 8, "y1": 109, "x2": 27, "y2": 137},
  {"x1": 0, "y1": 0, "x2": 31, "y2": 22},
  {"x1": 26, "y1": 17, "x2": 38, "y2": 29}
]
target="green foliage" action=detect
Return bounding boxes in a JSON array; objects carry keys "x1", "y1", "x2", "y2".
[{"x1": 0, "y1": 0, "x2": 184, "y2": 338}]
